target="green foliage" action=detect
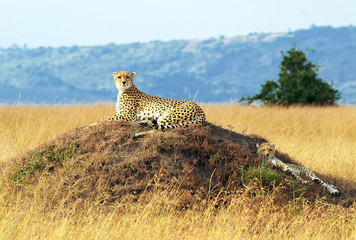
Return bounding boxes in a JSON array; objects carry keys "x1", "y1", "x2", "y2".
[
  {"x1": 208, "y1": 151, "x2": 226, "y2": 166},
  {"x1": 11, "y1": 142, "x2": 80, "y2": 184},
  {"x1": 240, "y1": 46, "x2": 341, "y2": 106},
  {"x1": 240, "y1": 164, "x2": 282, "y2": 189}
]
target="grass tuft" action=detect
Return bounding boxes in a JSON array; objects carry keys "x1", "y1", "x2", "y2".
[
  {"x1": 240, "y1": 163, "x2": 283, "y2": 189},
  {"x1": 10, "y1": 142, "x2": 80, "y2": 185}
]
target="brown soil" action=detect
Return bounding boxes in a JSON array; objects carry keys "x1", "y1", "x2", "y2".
[{"x1": 5, "y1": 121, "x2": 356, "y2": 208}]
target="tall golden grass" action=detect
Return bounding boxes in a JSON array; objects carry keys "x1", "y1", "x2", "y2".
[
  {"x1": 0, "y1": 104, "x2": 355, "y2": 239},
  {"x1": 204, "y1": 105, "x2": 356, "y2": 184}
]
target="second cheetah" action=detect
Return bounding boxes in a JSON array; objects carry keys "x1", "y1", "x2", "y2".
[{"x1": 256, "y1": 142, "x2": 340, "y2": 196}]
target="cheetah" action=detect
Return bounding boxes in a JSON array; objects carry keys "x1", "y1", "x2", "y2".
[
  {"x1": 90, "y1": 71, "x2": 206, "y2": 130},
  {"x1": 256, "y1": 142, "x2": 340, "y2": 196}
]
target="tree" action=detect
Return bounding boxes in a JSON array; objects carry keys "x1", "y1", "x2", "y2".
[{"x1": 240, "y1": 46, "x2": 340, "y2": 105}]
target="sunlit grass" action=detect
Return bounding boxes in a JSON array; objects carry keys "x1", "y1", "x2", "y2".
[
  {"x1": 204, "y1": 105, "x2": 356, "y2": 183},
  {"x1": 0, "y1": 105, "x2": 113, "y2": 161},
  {"x1": 0, "y1": 104, "x2": 355, "y2": 239}
]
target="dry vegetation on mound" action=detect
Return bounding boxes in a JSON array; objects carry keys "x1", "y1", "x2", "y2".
[
  {"x1": 0, "y1": 105, "x2": 355, "y2": 239},
  {"x1": 5, "y1": 121, "x2": 334, "y2": 209}
]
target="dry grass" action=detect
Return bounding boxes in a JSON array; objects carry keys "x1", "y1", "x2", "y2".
[
  {"x1": 204, "y1": 105, "x2": 356, "y2": 184},
  {"x1": 0, "y1": 189, "x2": 354, "y2": 240},
  {"x1": 0, "y1": 105, "x2": 113, "y2": 161},
  {"x1": 0, "y1": 104, "x2": 355, "y2": 239}
]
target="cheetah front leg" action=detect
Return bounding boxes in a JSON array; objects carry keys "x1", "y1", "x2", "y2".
[
  {"x1": 89, "y1": 113, "x2": 133, "y2": 126},
  {"x1": 268, "y1": 158, "x2": 308, "y2": 183},
  {"x1": 297, "y1": 167, "x2": 340, "y2": 195},
  {"x1": 269, "y1": 158, "x2": 340, "y2": 195},
  {"x1": 319, "y1": 181, "x2": 340, "y2": 196}
]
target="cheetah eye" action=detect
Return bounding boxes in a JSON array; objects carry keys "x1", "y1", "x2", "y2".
[
  {"x1": 118, "y1": 76, "x2": 121, "y2": 79},
  {"x1": 262, "y1": 149, "x2": 266, "y2": 151},
  {"x1": 126, "y1": 76, "x2": 130, "y2": 79}
]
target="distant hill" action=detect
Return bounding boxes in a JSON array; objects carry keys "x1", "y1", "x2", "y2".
[{"x1": 1, "y1": 25, "x2": 355, "y2": 104}]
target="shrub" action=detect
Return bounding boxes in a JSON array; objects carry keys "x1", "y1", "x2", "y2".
[{"x1": 240, "y1": 45, "x2": 340, "y2": 105}]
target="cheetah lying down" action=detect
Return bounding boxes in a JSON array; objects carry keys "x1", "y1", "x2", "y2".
[
  {"x1": 256, "y1": 142, "x2": 340, "y2": 196},
  {"x1": 91, "y1": 71, "x2": 205, "y2": 130}
]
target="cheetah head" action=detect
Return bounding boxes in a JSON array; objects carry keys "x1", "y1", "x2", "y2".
[
  {"x1": 256, "y1": 142, "x2": 276, "y2": 159},
  {"x1": 113, "y1": 71, "x2": 136, "y2": 91}
]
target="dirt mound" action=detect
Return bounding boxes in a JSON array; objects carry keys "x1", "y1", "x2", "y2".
[{"x1": 5, "y1": 121, "x2": 355, "y2": 208}]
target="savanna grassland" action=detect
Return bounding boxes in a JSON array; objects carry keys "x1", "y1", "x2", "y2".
[{"x1": 0, "y1": 104, "x2": 355, "y2": 239}]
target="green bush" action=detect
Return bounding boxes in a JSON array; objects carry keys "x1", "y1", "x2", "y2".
[
  {"x1": 240, "y1": 164, "x2": 282, "y2": 189},
  {"x1": 240, "y1": 46, "x2": 340, "y2": 105}
]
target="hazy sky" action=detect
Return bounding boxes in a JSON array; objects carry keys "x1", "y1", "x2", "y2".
[{"x1": 1, "y1": 0, "x2": 355, "y2": 48}]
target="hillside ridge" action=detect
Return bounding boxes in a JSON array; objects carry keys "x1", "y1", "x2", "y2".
[{"x1": 1, "y1": 26, "x2": 356, "y2": 104}]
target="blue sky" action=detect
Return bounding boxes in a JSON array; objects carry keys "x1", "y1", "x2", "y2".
[{"x1": 1, "y1": 0, "x2": 355, "y2": 48}]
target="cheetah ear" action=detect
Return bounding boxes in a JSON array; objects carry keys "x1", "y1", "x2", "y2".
[
  {"x1": 131, "y1": 72, "x2": 136, "y2": 77},
  {"x1": 112, "y1": 72, "x2": 117, "y2": 76},
  {"x1": 256, "y1": 143, "x2": 259, "y2": 148}
]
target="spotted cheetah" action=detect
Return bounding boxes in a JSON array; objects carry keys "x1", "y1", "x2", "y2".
[
  {"x1": 91, "y1": 71, "x2": 206, "y2": 129},
  {"x1": 256, "y1": 142, "x2": 340, "y2": 196}
]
